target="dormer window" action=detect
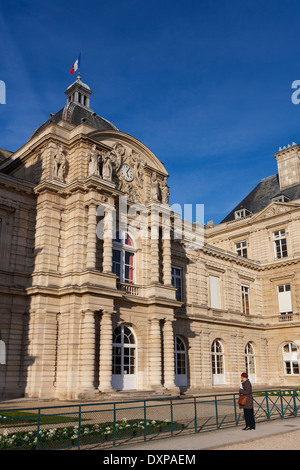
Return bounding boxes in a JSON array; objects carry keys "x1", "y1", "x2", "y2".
[
  {"x1": 272, "y1": 194, "x2": 289, "y2": 203},
  {"x1": 234, "y1": 208, "x2": 251, "y2": 220}
]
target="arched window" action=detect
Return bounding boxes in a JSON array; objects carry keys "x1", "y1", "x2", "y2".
[
  {"x1": 211, "y1": 339, "x2": 225, "y2": 385},
  {"x1": 282, "y1": 342, "x2": 299, "y2": 375},
  {"x1": 112, "y1": 232, "x2": 135, "y2": 284},
  {"x1": 174, "y1": 336, "x2": 187, "y2": 387},
  {"x1": 0, "y1": 340, "x2": 6, "y2": 365},
  {"x1": 245, "y1": 342, "x2": 256, "y2": 382},
  {"x1": 112, "y1": 325, "x2": 137, "y2": 390}
]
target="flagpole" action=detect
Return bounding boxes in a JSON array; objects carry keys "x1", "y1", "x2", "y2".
[{"x1": 77, "y1": 52, "x2": 82, "y2": 80}]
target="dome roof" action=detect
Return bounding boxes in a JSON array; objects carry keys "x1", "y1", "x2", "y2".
[
  {"x1": 28, "y1": 77, "x2": 118, "y2": 141},
  {"x1": 28, "y1": 104, "x2": 118, "y2": 141}
]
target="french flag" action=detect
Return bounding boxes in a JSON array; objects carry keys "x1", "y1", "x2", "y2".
[{"x1": 69, "y1": 55, "x2": 81, "y2": 75}]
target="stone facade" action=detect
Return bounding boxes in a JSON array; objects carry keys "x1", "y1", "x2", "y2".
[{"x1": 0, "y1": 77, "x2": 300, "y2": 400}]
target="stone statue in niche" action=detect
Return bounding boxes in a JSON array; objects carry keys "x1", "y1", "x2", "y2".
[
  {"x1": 161, "y1": 177, "x2": 170, "y2": 204},
  {"x1": 102, "y1": 151, "x2": 113, "y2": 182},
  {"x1": 88, "y1": 144, "x2": 100, "y2": 176},
  {"x1": 131, "y1": 150, "x2": 145, "y2": 188},
  {"x1": 53, "y1": 144, "x2": 67, "y2": 181},
  {"x1": 151, "y1": 172, "x2": 160, "y2": 201}
]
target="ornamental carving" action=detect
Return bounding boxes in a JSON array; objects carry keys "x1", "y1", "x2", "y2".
[
  {"x1": 87, "y1": 141, "x2": 169, "y2": 204},
  {"x1": 52, "y1": 144, "x2": 68, "y2": 182}
]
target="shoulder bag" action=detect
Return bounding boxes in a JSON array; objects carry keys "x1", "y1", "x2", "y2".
[{"x1": 238, "y1": 394, "x2": 248, "y2": 406}]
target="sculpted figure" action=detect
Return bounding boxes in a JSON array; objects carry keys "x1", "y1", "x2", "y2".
[
  {"x1": 131, "y1": 150, "x2": 145, "y2": 187},
  {"x1": 161, "y1": 178, "x2": 170, "y2": 204},
  {"x1": 53, "y1": 144, "x2": 67, "y2": 181},
  {"x1": 102, "y1": 151, "x2": 113, "y2": 181},
  {"x1": 110, "y1": 142, "x2": 125, "y2": 172},
  {"x1": 151, "y1": 172, "x2": 159, "y2": 200},
  {"x1": 88, "y1": 144, "x2": 100, "y2": 176}
]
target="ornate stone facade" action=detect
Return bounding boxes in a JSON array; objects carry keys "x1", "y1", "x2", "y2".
[{"x1": 0, "y1": 77, "x2": 300, "y2": 400}]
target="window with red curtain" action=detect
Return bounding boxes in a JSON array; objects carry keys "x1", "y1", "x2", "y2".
[{"x1": 112, "y1": 232, "x2": 135, "y2": 284}]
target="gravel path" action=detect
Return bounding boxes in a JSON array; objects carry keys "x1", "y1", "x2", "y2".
[{"x1": 215, "y1": 429, "x2": 300, "y2": 450}]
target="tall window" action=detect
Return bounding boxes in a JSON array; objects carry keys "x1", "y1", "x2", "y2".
[
  {"x1": 112, "y1": 232, "x2": 135, "y2": 284},
  {"x1": 282, "y1": 343, "x2": 299, "y2": 375},
  {"x1": 236, "y1": 240, "x2": 247, "y2": 258},
  {"x1": 112, "y1": 325, "x2": 137, "y2": 391},
  {"x1": 211, "y1": 340, "x2": 224, "y2": 376},
  {"x1": 174, "y1": 336, "x2": 187, "y2": 387},
  {"x1": 112, "y1": 326, "x2": 136, "y2": 376},
  {"x1": 245, "y1": 342, "x2": 256, "y2": 377},
  {"x1": 175, "y1": 336, "x2": 186, "y2": 377},
  {"x1": 172, "y1": 267, "x2": 182, "y2": 301},
  {"x1": 0, "y1": 340, "x2": 5, "y2": 365},
  {"x1": 241, "y1": 285, "x2": 250, "y2": 315},
  {"x1": 273, "y1": 230, "x2": 288, "y2": 259},
  {"x1": 209, "y1": 275, "x2": 220, "y2": 309},
  {"x1": 277, "y1": 284, "x2": 293, "y2": 316}
]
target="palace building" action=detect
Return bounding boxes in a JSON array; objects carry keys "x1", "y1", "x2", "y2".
[{"x1": 0, "y1": 76, "x2": 300, "y2": 399}]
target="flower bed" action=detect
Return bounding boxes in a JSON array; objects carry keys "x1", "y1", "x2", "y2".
[{"x1": 0, "y1": 418, "x2": 185, "y2": 450}]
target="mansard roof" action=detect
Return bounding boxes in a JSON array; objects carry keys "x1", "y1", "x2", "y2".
[{"x1": 221, "y1": 174, "x2": 300, "y2": 223}]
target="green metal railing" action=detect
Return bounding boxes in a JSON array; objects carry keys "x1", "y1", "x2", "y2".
[{"x1": 0, "y1": 389, "x2": 299, "y2": 450}]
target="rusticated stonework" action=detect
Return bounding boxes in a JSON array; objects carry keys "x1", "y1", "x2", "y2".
[{"x1": 0, "y1": 78, "x2": 300, "y2": 400}]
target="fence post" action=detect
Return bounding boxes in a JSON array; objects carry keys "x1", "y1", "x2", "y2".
[
  {"x1": 36, "y1": 408, "x2": 41, "y2": 450},
  {"x1": 233, "y1": 394, "x2": 238, "y2": 426},
  {"x1": 78, "y1": 405, "x2": 82, "y2": 450},
  {"x1": 113, "y1": 402, "x2": 117, "y2": 446},
  {"x1": 279, "y1": 390, "x2": 284, "y2": 418},
  {"x1": 293, "y1": 390, "x2": 297, "y2": 416},
  {"x1": 170, "y1": 399, "x2": 174, "y2": 436},
  {"x1": 265, "y1": 391, "x2": 270, "y2": 420},
  {"x1": 214, "y1": 395, "x2": 219, "y2": 429},
  {"x1": 194, "y1": 397, "x2": 198, "y2": 433},
  {"x1": 144, "y1": 401, "x2": 147, "y2": 441}
]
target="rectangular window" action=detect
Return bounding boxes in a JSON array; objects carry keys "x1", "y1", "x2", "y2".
[
  {"x1": 277, "y1": 284, "x2": 292, "y2": 315},
  {"x1": 172, "y1": 267, "x2": 182, "y2": 301},
  {"x1": 236, "y1": 240, "x2": 247, "y2": 258},
  {"x1": 209, "y1": 275, "x2": 220, "y2": 309},
  {"x1": 285, "y1": 361, "x2": 299, "y2": 375},
  {"x1": 241, "y1": 285, "x2": 250, "y2": 314},
  {"x1": 273, "y1": 230, "x2": 288, "y2": 259},
  {"x1": 112, "y1": 249, "x2": 121, "y2": 282},
  {"x1": 124, "y1": 251, "x2": 134, "y2": 284}
]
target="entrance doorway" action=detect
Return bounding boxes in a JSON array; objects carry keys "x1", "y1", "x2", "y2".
[{"x1": 112, "y1": 325, "x2": 137, "y2": 390}]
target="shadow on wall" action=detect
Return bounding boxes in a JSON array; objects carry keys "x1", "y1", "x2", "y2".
[{"x1": 0, "y1": 151, "x2": 45, "y2": 400}]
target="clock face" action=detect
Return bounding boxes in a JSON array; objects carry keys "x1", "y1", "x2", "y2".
[{"x1": 121, "y1": 164, "x2": 133, "y2": 181}]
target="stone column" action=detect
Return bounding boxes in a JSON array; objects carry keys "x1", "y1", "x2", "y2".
[
  {"x1": 102, "y1": 210, "x2": 113, "y2": 273},
  {"x1": 162, "y1": 237, "x2": 172, "y2": 285},
  {"x1": 163, "y1": 319, "x2": 179, "y2": 392},
  {"x1": 79, "y1": 310, "x2": 96, "y2": 397},
  {"x1": 86, "y1": 203, "x2": 97, "y2": 270},
  {"x1": 98, "y1": 310, "x2": 114, "y2": 393},
  {"x1": 150, "y1": 207, "x2": 160, "y2": 283},
  {"x1": 148, "y1": 317, "x2": 163, "y2": 390}
]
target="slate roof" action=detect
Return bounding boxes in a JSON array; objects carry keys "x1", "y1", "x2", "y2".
[
  {"x1": 28, "y1": 103, "x2": 118, "y2": 141},
  {"x1": 221, "y1": 174, "x2": 300, "y2": 223}
]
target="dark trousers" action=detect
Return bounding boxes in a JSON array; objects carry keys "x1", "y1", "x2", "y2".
[{"x1": 244, "y1": 408, "x2": 255, "y2": 428}]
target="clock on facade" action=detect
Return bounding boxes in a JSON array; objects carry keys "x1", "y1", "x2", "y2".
[{"x1": 121, "y1": 164, "x2": 134, "y2": 181}]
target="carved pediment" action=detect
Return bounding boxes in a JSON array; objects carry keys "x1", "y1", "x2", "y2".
[{"x1": 251, "y1": 201, "x2": 300, "y2": 222}]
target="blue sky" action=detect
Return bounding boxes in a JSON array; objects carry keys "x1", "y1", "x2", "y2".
[{"x1": 1, "y1": 0, "x2": 300, "y2": 224}]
